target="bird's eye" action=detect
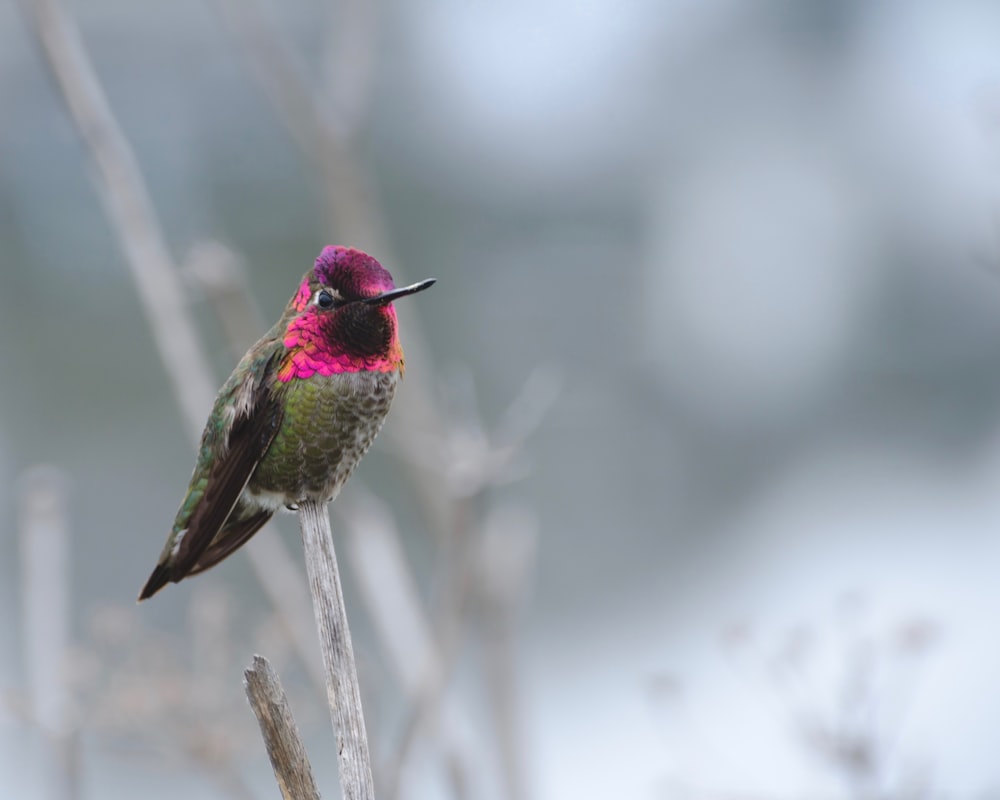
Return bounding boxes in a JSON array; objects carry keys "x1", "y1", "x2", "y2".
[{"x1": 316, "y1": 289, "x2": 336, "y2": 309}]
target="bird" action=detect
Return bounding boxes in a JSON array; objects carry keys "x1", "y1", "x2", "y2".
[{"x1": 138, "y1": 245, "x2": 435, "y2": 600}]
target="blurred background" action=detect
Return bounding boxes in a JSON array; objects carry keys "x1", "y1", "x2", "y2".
[{"x1": 4, "y1": 0, "x2": 1000, "y2": 797}]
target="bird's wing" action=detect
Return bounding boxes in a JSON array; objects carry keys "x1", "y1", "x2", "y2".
[
  {"x1": 138, "y1": 351, "x2": 284, "y2": 600},
  {"x1": 172, "y1": 388, "x2": 282, "y2": 569},
  {"x1": 188, "y1": 507, "x2": 274, "y2": 576}
]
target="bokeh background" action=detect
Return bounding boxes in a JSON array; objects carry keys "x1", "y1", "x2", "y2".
[{"x1": 4, "y1": 0, "x2": 1000, "y2": 798}]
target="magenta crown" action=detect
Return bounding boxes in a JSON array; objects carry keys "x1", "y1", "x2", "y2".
[{"x1": 313, "y1": 246, "x2": 396, "y2": 297}]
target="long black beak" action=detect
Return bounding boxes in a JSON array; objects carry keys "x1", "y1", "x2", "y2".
[{"x1": 362, "y1": 278, "x2": 436, "y2": 306}]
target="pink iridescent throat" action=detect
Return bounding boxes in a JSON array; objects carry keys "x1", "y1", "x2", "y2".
[{"x1": 277, "y1": 288, "x2": 403, "y2": 382}]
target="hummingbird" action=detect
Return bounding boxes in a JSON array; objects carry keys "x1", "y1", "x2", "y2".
[{"x1": 138, "y1": 246, "x2": 435, "y2": 601}]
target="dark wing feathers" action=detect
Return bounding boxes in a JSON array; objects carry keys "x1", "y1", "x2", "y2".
[
  {"x1": 170, "y1": 392, "x2": 282, "y2": 573},
  {"x1": 138, "y1": 351, "x2": 284, "y2": 600},
  {"x1": 187, "y1": 508, "x2": 274, "y2": 576},
  {"x1": 138, "y1": 563, "x2": 173, "y2": 601}
]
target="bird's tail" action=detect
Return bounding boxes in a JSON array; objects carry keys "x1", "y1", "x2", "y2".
[{"x1": 137, "y1": 563, "x2": 173, "y2": 601}]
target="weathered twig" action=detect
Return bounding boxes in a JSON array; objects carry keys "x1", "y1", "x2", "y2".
[
  {"x1": 244, "y1": 655, "x2": 322, "y2": 800},
  {"x1": 298, "y1": 499, "x2": 374, "y2": 800}
]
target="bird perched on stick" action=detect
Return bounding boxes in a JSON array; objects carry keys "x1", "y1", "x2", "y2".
[{"x1": 139, "y1": 246, "x2": 435, "y2": 600}]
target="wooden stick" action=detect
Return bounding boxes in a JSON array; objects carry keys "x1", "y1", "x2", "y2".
[
  {"x1": 244, "y1": 655, "x2": 322, "y2": 800},
  {"x1": 298, "y1": 500, "x2": 374, "y2": 800}
]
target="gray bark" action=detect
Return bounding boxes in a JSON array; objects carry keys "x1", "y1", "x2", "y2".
[{"x1": 244, "y1": 655, "x2": 322, "y2": 800}]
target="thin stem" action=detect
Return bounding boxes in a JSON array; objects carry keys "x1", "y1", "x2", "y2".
[{"x1": 297, "y1": 499, "x2": 374, "y2": 800}]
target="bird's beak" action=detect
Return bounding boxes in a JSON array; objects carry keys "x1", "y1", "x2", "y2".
[{"x1": 362, "y1": 278, "x2": 437, "y2": 306}]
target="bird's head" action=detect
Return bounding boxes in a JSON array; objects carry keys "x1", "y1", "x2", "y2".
[{"x1": 278, "y1": 246, "x2": 435, "y2": 381}]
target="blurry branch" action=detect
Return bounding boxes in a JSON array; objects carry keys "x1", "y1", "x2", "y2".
[
  {"x1": 245, "y1": 534, "x2": 328, "y2": 692},
  {"x1": 189, "y1": 586, "x2": 231, "y2": 731},
  {"x1": 213, "y1": 0, "x2": 380, "y2": 249},
  {"x1": 387, "y1": 366, "x2": 561, "y2": 496},
  {"x1": 336, "y1": 489, "x2": 477, "y2": 800},
  {"x1": 17, "y1": 0, "x2": 217, "y2": 435},
  {"x1": 779, "y1": 606, "x2": 940, "y2": 799},
  {"x1": 321, "y1": 0, "x2": 378, "y2": 143},
  {"x1": 476, "y1": 505, "x2": 538, "y2": 800},
  {"x1": 652, "y1": 598, "x2": 942, "y2": 800},
  {"x1": 19, "y1": 467, "x2": 71, "y2": 734},
  {"x1": 376, "y1": 372, "x2": 555, "y2": 800},
  {"x1": 18, "y1": 0, "x2": 327, "y2": 701},
  {"x1": 244, "y1": 656, "x2": 322, "y2": 800},
  {"x1": 182, "y1": 242, "x2": 263, "y2": 352},
  {"x1": 298, "y1": 500, "x2": 374, "y2": 800},
  {"x1": 18, "y1": 465, "x2": 80, "y2": 800},
  {"x1": 337, "y1": 489, "x2": 437, "y2": 698},
  {"x1": 69, "y1": 596, "x2": 282, "y2": 800},
  {"x1": 182, "y1": 586, "x2": 259, "y2": 800},
  {"x1": 379, "y1": 495, "x2": 473, "y2": 800}
]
